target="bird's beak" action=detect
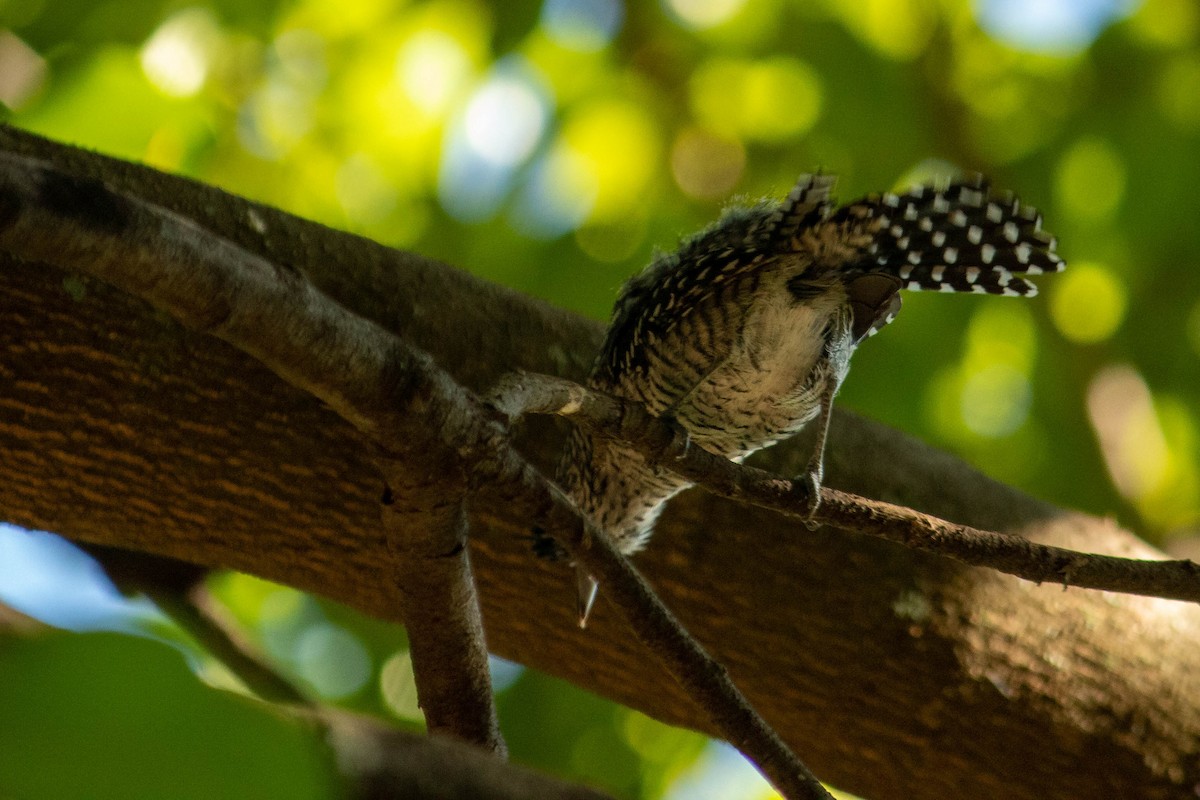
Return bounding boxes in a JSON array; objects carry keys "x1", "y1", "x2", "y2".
[{"x1": 576, "y1": 564, "x2": 599, "y2": 628}]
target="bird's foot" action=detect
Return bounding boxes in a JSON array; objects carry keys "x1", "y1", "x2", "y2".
[{"x1": 800, "y1": 465, "x2": 823, "y2": 530}]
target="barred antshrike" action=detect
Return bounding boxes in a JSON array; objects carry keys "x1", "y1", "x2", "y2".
[{"x1": 552, "y1": 174, "x2": 1063, "y2": 624}]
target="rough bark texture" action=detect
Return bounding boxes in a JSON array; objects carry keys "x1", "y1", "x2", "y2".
[
  {"x1": 3, "y1": 126, "x2": 1200, "y2": 799},
  {"x1": 380, "y1": 479, "x2": 505, "y2": 756}
]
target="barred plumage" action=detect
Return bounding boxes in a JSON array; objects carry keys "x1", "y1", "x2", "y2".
[{"x1": 553, "y1": 173, "x2": 1063, "y2": 624}]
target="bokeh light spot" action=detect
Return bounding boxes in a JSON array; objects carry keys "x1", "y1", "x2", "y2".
[
  {"x1": 960, "y1": 363, "x2": 1032, "y2": 437},
  {"x1": 663, "y1": 0, "x2": 747, "y2": 29},
  {"x1": 966, "y1": 302, "x2": 1037, "y2": 373},
  {"x1": 1157, "y1": 55, "x2": 1200, "y2": 130},
  {"x1": 439, "y1": 60, "x2": 552, "y2": 221},
  {"x1": 975, "y1": 0, "x2": 1135, "y2": 53},
  {"x1": 0, "y1": 31, "x2": 46, "y2": 109},
  {"x1": 1152, "y1": 399, "x2": 1200, "y2": 529},
  {"x1": 690, "y1": 57, "x2": 822, "y2": 142},
  {"x1": 1087, "y1": 365, "x2": 1170, "y2": 501},
  {"x1": 1128, "y1": 0, "x2": 1198, "y2": 48},
  {"x1": 622, "y1": 711, "x2": 706, "y2": 779},
  {"x1": 464, "y1": 73, "x2": 548, "y2": 167},
  {"x1": 838, "y1": 0, "x2": 936, "y2": 60},
  {"x1": 274, "y1": 28, "x2": 328, "y2": 92},
  {"x1": 1050, "y1": 262, "x2": 1127, "y2": 343},
  {"x1": 395, "y1": 31, "x2": 473, "y2": 116},
  {"x1": 380, "y1": 650, "x2": 423, "y2": 721},
  {"x1": 670, "y1": 127, "x2": 745, "y2": 199},
  {"x1": 542, "y1": 0, "x2": 624, "y2": 51},
  {"x1": 141, "y1": 8, "x2": 220, "y2": 97},
  {"x1": 238, "y1": 82, "x2": 315, "y2": 159},
  {"x1": 561, "y1": 98, "x2": 659, "y2": 221},
  {"x1": 259, "y1": 591, "x2": 324, "y2": 668},
  {"x1": 258, "y1": 585, "x2": 308, "y2": 625},
  {"x1": 952, "y1": 43, "x2": 1029, "y2": 121},
  {"x1": 511, "y1": 143, "x2": 598, "y2": 237},
  {"x1": 295, "y1": 623, "x2": 372, "y2": 699},
  {"x1": 926, "y1": 304, "x2": 1040, "y2": 444},
  {"x1": 739, "y1": 58, "x2": 822, "y2": 140},
  {"x1": 1054, "y1": 136, "x2": 1126, "y2": 222}
]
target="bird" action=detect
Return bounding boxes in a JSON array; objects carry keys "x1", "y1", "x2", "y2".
[{"x1": 549, "y1": 173, "x2": 1064, "y2": 626}]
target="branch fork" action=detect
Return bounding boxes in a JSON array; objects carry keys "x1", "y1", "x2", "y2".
[{"x1": 7, "y1": 137, "x2": 1200, "y2": 800}]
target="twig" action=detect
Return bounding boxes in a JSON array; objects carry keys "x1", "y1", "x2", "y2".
[
  {"x1": 0, "y1": 600, "x2": 46, "y2": 635},
  {"x1": 159, "y1": 586, "x2": 313, "y2": 705},
  {"x1": 317, "y1": 709, "x2": 616, "y2": 800},
  {"x1": 485, "y1": 450, "x2": 833, "y2": 800},
  {"x1": 488, "y1": 371, "x2": 1200, "y2": 604},
  {"x1": 81, "y1": 544, "x2": 310, "y2": 705},
  {"x1": 0, "y1": 153, "x2": 830, "y2": 800}
]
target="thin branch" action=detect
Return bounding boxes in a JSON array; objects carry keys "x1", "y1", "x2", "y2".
[
  {"x1": 0, "y1": 152, "x2": 829, "y2": 800},
  {"x1": 82, "y1": 545, "x2": 310, "y2": 705},
  {"x1": 317, "y1": 709, "x2": 616, "y2": 800},
  {"x1": 0, "y1": 600, "x2": 46, "y2": 636},
  {"x1": 492, "y1": 454, "x2": 833, "y2": 800},
  {"x1": 488, "y1": 371, "x2": 1200, "y2": 604},
  {"x1": 162, "y1": 587, "x2": 313, "y2": 705}
]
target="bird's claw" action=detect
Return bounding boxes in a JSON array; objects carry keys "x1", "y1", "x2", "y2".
[
  {"x1": 660, "y1": 415, "x2": 692, "y2": 461},
  {"x1": 575, "y1": 564, "x2": 599, "y2": 629}
]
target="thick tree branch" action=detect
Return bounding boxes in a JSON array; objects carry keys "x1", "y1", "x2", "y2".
[
  {"x1": 3, "y1": 126, "x2": 1200, "y2": 799},
  {"x1": 379, "y1": 469, "x2": 504, "y2": 755},
  {"x1": 0, "y1": 148, "x2": 508, "y2": 756},
  {"x1": 0, "y1": 148, "x2": 827, "y2": 799},
  {"x1": 489, "y1": 372, "x2": 1200, "y2": 603}
]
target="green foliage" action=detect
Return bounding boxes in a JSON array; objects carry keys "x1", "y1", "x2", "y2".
[
  {"x1": 4, "y1": 0, "x2": 1200, "y2": 797},
  {"x1": 0, "y1": 631, "x2": 340, "y2": 799},
  {"x1": 496, "y1": 668, "x2": 708, "y2": 797}
]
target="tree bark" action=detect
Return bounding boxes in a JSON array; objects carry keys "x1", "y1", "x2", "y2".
[
  {"x1": 319, "y1": 711, "x2": 613, "y2": 800},
  {"x1": 2, "y1": 125, "x2": 1198, "y2": 799}
]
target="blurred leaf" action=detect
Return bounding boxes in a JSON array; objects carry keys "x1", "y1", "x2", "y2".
[
  {"x1": 496, "y1": 668, "x2": 644, "y2": 797},
  {"x1": 16, "y1": 47, "x2": 212, "y2": 162},
  {"x1": 0, "y1": 632, "x2": 340, "y2": 800},
  {"x1": 12, "y1": 0, "x2": 166, "y2": 50}
]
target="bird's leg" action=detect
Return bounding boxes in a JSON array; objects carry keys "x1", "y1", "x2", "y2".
[{"x1": 800, "y1": 374, "x2": 837, "y2": 527}]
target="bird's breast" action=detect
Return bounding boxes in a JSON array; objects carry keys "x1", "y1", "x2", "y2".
[{"x1": 670, "y1": 288, "x2": 852, "y2": 458}]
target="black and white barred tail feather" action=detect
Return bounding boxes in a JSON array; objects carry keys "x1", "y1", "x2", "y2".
[{"x1": 829, "y1": 175, "x2": 1064, "y2": 298}]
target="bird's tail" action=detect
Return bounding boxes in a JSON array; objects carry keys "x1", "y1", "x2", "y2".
[{"x1": 835, "y1": 175, "x2": 1065, "y2": 297}]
